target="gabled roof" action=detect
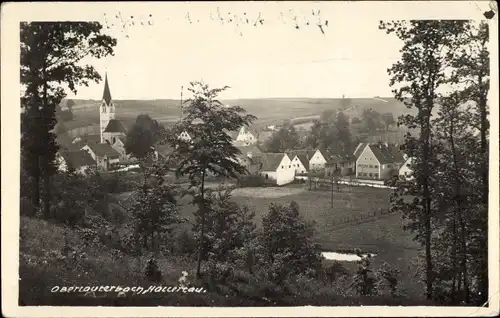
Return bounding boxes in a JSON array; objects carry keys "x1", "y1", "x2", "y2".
[
  {"x1": 60, "y1": 150, "x2": 96, "y2": 169},
  {"x1": 354, "y1": 143, "x2": 368, "y2": 158},
  {"x1": 259, "y1": 153, "x2": 286, "y2": 171},
  {"x1": 102, "y1": 73, "x2": 112, "y2": 105},
  {"x1": 324, "y1": 149, "x2": 355, "y2": 164},
  {"x1": 386, "y1": 143, "x2": 405, "y2": 163},
  {"x1": 368, "y1": 144, "x2": 395, "y2": 164},
  {"x1": 104, "y1": 119, "x2": 127, "y2": 133},
  {"x1": 236, "y1": 144, "x2": 263, "y2": 156},
  {"x1": 72, "y1": 134, "x2": 101, "y2": 145},
  {"x1": 286, "y1": 150, "x2": 315, "y2": 170},
  {"x1": 86, "y1": 142, "x2": 120, "y2": 158}
]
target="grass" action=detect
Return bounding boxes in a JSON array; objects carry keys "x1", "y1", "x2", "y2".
[{"x1": 64, "y1": 97, "x2": 412, "y2": 130}]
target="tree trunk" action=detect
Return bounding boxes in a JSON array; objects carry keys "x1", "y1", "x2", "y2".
[
  {"x1": 478, "y1": 79, "x2": 489, "y2": 304},
  {"x1": 196, "y1": 169, "x2": 206, "y2": 278},
  {"x1": 41, "y1": 80, "x2": 51, "y2": 219},
  {"x1": 459, "y1": 212, "x2": 470, "y2": 303},
  {"x1": 31, "y1": 158, "x2": 41, "y2": 209},
  {"x1": 422, "y1": 123, "x2": 433, "y2": 300}
]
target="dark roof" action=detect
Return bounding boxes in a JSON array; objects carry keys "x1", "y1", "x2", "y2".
[
  {"x1": 87, "y1": 142, "x2": 120, "y2": 158},
  {"x1": 286, "y1": 150, "x2": 315, "y2": 170},
  {"x1": 387, "y1": 143, "x2": 405, "y2": 163},
  {"x1": 155, "y1": 144, "x2": 174, "y2": 156},
  {"x1": 56, "y1": 134, "x2": 73, "y2": 148},
  {"x1": 73, "y1": 134, "x2": 101, "y2": 144},
  {"x1": 104, "y1": 119, "x2": 127, "y2": 133},
  {"x1": 368, "y1": 144, "x2": 395, "y2": 164},
  {"x1": 354, "y1": 143, "x2": 368, "y2": 158},
  {"x1": 324, "y1": 149, "x2": 355, "y2": 163},
  {"x1": 259, "y1": 153, "x2": 286, "y2": 171},
  {"x1": 102, "y1": 73, "x2": 112, "y2": 105},
  {"x1": 61, "y1": 150, "x2": 96, "y2": 169},
  {"x1": 236, "y1": 145, "x2": 263, "y2": 156}
]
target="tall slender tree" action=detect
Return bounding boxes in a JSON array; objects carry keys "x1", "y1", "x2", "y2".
[
  {"x1": 20, "y1": 22, "x2": 116, "y2": 217},
  {"x1": 162, "y1": 81, "x2": 256, "y2": 277},
  {"x1": 380, "y1": 20, "x2": 469, "y2": 300}
]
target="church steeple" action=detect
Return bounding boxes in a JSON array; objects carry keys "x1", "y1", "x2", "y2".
[{"x1": 102, "y1": 73, "x2": 112, "y2": 105}]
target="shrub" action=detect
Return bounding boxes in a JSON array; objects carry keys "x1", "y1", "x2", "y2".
[{"x1": 237, "y1": 174, "x2": 270, "y2": 187}]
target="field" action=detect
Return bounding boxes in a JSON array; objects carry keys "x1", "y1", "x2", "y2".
[
  {"x1": 115, "y1": 182, "x2": 422, "y2": 298},
  {"x1": 64, "y1": 97, "x2": 414, "y2": 132}
]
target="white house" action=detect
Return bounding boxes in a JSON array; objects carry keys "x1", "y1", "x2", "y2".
[
  {"x1": 178, "y1": 131, "x2": 192, "y2": 142},
  {"x1": 110, "y1": 136, "x2": 129, "y2": 161},
  {"x1": 286, "y1": 150, "x2": 314, "y2": 175},
  {"x1": 399, "y1": 157, "x2": 415, "y2": 180},
  {"x1": 309, "y1": 149, "x2": 328, "y2": 171},
  {"x1": 234, "y1": 126, "x2": 258, "y2": 146},
  {"x1": 257, "y1": 153, "x2": 295, "y2": 185},
  {"x1": 355, "y1": 142, "x2": 405, "y2": 180}
]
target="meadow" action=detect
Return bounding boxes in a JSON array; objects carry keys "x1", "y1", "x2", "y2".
[{"x1": 64, "y1": 97, "x2": 413, "y2": 132}]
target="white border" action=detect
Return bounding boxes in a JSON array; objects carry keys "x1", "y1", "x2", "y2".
[{"x1": 1, "y1": 1, "x2": 499, "y2": 317}]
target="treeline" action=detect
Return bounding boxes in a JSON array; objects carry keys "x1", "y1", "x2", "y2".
[{"x1": 380, "y1": 20, "x2": 490, "y2": 305}]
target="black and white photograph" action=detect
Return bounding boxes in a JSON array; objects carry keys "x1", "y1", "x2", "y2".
[{"x1": 1, "y1": 1, "x2": 499, "y2": 317}]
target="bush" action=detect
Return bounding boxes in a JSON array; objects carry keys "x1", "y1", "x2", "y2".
[
  {"x1": 20, "y1": 197, "x2": 37, "y2": 217},
  {"x1": 173, "y1": 229, "x2": 197, "y2": 256},
  {"x1": 237, "y1": 174, "x2": 271, "y2": 187}
]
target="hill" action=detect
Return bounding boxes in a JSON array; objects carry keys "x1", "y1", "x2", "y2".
[{"x1": 63, "y1": 97, "x2": 413, "y2": 132}]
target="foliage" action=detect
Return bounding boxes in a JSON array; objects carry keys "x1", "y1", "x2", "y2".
[
  {"x1": 380, "y1": 20, "x2": 489, "y2": 304},
  {"x1": 260, "y1": 201, "x2": 323, "y2": 283},
  {"x1": 161, "y1": 81, "x2": 256, "y2": 276},
  {"x1": 125, "y1": 114, "x2": 165, "y2": 159},
  {"x1": 353, "y1": 254, "x2": 378, "y2": 296},
  {"x1": 263, "y1": 124, "x2": 301, "y2": 152},
  {"x1": 20, "y1": 22, "x2": 116, "y2": 218}
]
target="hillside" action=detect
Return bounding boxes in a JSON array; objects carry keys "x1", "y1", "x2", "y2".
[{"x1": 63, "y1": 97, "x2": 414, "y2": 132}]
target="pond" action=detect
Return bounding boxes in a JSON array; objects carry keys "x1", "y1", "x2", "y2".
[{"x1": 321, "y1": 251, "x2": 377, "y2": 262}]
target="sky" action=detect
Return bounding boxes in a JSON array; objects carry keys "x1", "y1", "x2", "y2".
[{"x1": 63, "y1": 2, "x2": 407, "y2": 100}]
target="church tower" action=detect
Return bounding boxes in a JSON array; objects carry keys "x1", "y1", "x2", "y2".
[{"x1": 100, "y1": 73, "x2": 115, "y2": 143}]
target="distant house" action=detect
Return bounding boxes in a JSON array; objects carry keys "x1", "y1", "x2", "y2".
[
  {"x1": 110, "y1": 136, "x2": 128, "y2": 161},
  {"x1": 233, "y1": 145, "x2": 263, "y2": 175},
  {"x1": 286, "y1": 150, "x2": 314, "y2": 175},
  {"x1": 56, "y1": 150, "x2": 96, "y2": 175},
  {"x1": 178, "y1": 131, "x2": 192, "y2": 142},
  {"x1": 233, "y1": 126, "x2": 258, "y2": 146},
  {"x1": 309, "y1": 149, "x2": 329, "y2": 171},
  {"x1": 355, "y1": 142, "x2": 405, "y2": 180},
  {"x1": 81, "y1": 142, "x2": 121, "y2": 171},
  {"x1": 399, "y1": 157, "x2": 415, "y2": 180},
  {"x1": 257, "y1": 153, "x2": 295, "y2": 185},
  {"x1": 324, "y1": 152, "x2": 356, "y2": 177}
]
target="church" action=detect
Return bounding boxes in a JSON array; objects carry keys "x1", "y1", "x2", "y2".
[{"x1": 99, "y1": 73, "x2": 127, "y2": 146}]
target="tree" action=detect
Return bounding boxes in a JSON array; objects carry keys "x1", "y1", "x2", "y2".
[
  {"x1": 380, "y1": 20, "x2": 469, "y2": 300},
  {"x1": 127, "y1": 159, "x2": 184, "y2": 253},
  {"x1": 381, "y1": 112, "x2": 396, "y2": 131},
  {"x1": 334, "y1": 112, "x2": 352, "y2": 154},
  {"x1": 20, "y1": 22, "x2": 116, "y2": 218},
  {"x1": 264, "y1": 125, "x2": 301, "y2": 152},
  {"x1": 162, "y1": 81, "x2": 256, "y2": 277},
  {"x1": 125, "y1": 114, "x2": 165, "y2": 159},
  {"x1": 260, "y1": 201, "x2": 323, "y2": 283}
]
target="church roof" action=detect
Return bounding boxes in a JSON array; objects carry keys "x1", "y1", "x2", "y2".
[
  {"x1": 104, "y1": 119, "x2": 127, "y2": 133},
  {"x1": 102, "y1": 73, "x2": 112, "y2": 105}
]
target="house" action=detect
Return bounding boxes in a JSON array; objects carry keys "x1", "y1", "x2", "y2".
[
  {"x1": 257, "y1": 153, "x2": 295, "y2": 185},
  {"x1": 308, "y1": 149, "x2": 329, "y2": 171},
  {"x1": 399, "y1": 157, "x2": 415, "y2": 180},
  {"x1": 178, "y1": 131, "x2": 192, "y2": 142},
  {"x1": 233, "y1": 126, "x2": 258, "y2": 146},
  {"x1": 324, "y1": 152, "x2": 356, "y2": 177},
  {"x1": 110, "y1": 136, "x2": 128, "y2": 161},
  {"x1": 81, "y1": 142, "x2": 121, "y2": 171},
  {"x1": 355, "y1": 142, "x2": 406, "y2": 180},
  {"x1": 286, "y1": 150, "x2": 314, "y2": 175},
  {"x1": 57, "y1": 150, "x2": 96, "y2": 175}
]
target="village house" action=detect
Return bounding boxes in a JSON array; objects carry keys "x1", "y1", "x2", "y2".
[
  {"x1": 81, "y1": 142, "x2": 121, "y2": 171},
  {"x1": 354, "y1": 142, "x2": 405, "y2": 180},
  {"x1": 308, "y1": 149, "x2": 329, "y2": 171},
  {"x1": 231, "y1": 126, "x2": 258, "y2": 146},
  {"x1": 56, "y1": 150, "x2": 96, "y2": 175},
  {"x1": 399, "y1": 156, "x2": 415, "y2": 180},
  {"x1": 178, "y1": 131, "x2": 192, "y2": 142},
  {"x1": 286, "y1": 150, "x2": 314, "y2": 175},
  {"x1": 257, "y1": 153, "x2": 295, "y2": 186},
  {"x1": 324, "y1": 152, "x2": 356, "y2": 177}
]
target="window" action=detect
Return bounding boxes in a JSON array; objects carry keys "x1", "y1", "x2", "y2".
[
  {"x1": 374, "y1": 173, "x2": 379, "y2": 179},
  {"x1": 265, "y1": 174, "x2": 269, "y2": 180},
  {"x1": 281, "y1": 165, "x2": 284, "y2": 169},
  {"x1": 369, "y1": 173, "x2": 373, "y2": 177},
  {"x1": 369, "y1": 165, "x2": 373, "y2": 168},
  {"x1": 289, "y1": 165, "x2": 291, "y2": 168},
  {"x1": 374, "y1": 165, "x2": 378, "y2": 168}
]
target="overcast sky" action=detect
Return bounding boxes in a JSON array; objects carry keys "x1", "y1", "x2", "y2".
[
  {"x1": 60, "y1": 2, "x2": 405, "y2": 100},
  {"x1": 43, "y1": 1, "x2": 490, "y2": 100}
]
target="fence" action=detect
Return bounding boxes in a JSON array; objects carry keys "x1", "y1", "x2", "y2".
[
  {"x1": 329, "y1": 207, "x2": 398, "y2": 230},
  {"x1": 297, "y1": 176, "x2": 396, "y2": 190}
]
